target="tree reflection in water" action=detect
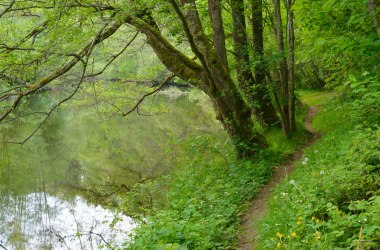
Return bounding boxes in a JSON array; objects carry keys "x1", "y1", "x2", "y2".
[{"x1": 0, "y1": 193, "x2": 136, "y2": 250}]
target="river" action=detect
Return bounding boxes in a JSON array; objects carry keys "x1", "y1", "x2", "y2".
[{"x1": 0, "y1": 86, "x2": 219, "y2": 249}]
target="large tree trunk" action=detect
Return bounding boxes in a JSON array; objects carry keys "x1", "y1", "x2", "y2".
[
  {"x1": 273, "y1": 0, "x2": 290, "y2": 136},
  {"x1": 287, "y1": 0, "x2": 296, "y2": 132},
  {"x1": 181, "y1": 0, "x2": 267, "y2": 156},
  {"x1": 231, "y1": 0, "x2": 278, "y2": 127},
  {"x1": 208, "y1": 0, "x2": 229, "y2": 70},
  {"x1": 252, "y1": 0, "x2": 279, "y2": 126},
  {"x1": 231, "y1": 0, "x2": 255, "y2": 94},
  {"x1": 126, "y1": 2, "x2": 267, "y2": 157}
]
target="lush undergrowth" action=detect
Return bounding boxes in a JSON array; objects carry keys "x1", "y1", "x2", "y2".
[
  {"x1": 257, "y1": 84, "x2": 380, "y2": 249},
  {"x1": 266, "y1": 97, "x2": 308, "y2": 154},
  {"x1": 124, "y1": 111, "x2": 308, "y2": 249},
  {"x1": 125, "y1": 136, "x2": 280, "y2": 249}
]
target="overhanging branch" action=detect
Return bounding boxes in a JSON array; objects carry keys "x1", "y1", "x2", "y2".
[
  {"x1": 122, "y1": 73, "x2": 175, "y2": 117},
  {"x1": 0, "y1": 16, "x2": 124, "y2": 123}
]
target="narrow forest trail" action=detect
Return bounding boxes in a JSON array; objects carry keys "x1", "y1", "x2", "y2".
[{"x1": 237, "y1": 105, "x2": 321, "y2": 250}]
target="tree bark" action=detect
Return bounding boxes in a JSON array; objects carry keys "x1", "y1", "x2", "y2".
[
  {"x1": 231, "y1": 0, "x2": 278, "y2": 127},
  {"x1": 273, "y1": 0, "x2": 290, "y2": 136},
  {"x1": 231, "y1": 0, "x2": 253, "y2": 89},
  {"x1": 208, "y1": 0, "x2": 229, "y2": 70},
  {"x1": 126, "y1": 4, "x2": 267, "y2": 157},
  {"x1": 252, "y1": 0, "x2": 279, "y2": 126},
  {"x1": 287, "y1": 0, "x2": 296, "y2": 131}
]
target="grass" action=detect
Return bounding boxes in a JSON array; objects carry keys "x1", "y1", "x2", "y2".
[
  {"x1": 297, "y1": 90, "x2": 335, "y2": 107},
  {"x1": 266, "y1": 96, "x2": 309, "y2": 154},
  {"x1": 265, "y1": 119, "x2": 307, "y2": 154},
  {"x1": 256, "y1": 91, "x2": 380, "y2": 249}
]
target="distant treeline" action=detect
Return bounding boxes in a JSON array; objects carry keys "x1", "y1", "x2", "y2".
[{"x1": 109, "y1": 78, "x2": 192, "y2": 89}]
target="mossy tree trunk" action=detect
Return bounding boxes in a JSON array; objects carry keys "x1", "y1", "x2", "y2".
[
  {"x1": 125, "y1": 2, "x2": 266, "y2": 158},
  {"x1": 230, "y1": 0, "x2": 278, "y2": 127},
  {"x1": 273, "y1": 0, "x2": 291, "y2": 136}
]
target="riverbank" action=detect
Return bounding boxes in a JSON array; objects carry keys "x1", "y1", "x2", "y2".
[{"x1": 125, "y1": 93, "x2": 312, "y2": 249}]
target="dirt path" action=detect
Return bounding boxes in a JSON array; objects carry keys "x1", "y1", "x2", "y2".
[{"x1": 237, "y1": 105, "x2": 321, "y2": 250}]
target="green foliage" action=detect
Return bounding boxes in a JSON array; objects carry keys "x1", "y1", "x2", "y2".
[
  {"x1": 294, "y1": 0, "x2": 380, "y2": 89},
  {"x1": 256, "y1": 89, "x2": 380, "y2": 249},
  {"x1": 126, "y1": 137, "x2": 282, "y2": 249},
  {"x1": 1, "y1": 0, "x2": 379, "y2": 248},
  {"x1": 297, "y1": 90, "x2": 335, "y2": 107},
  {"x1": 265, "y1": 118, "x2": 307, "y2": 154},
  {"x1": 342, "y1": 73, "x2": 380, "y2": 123}
]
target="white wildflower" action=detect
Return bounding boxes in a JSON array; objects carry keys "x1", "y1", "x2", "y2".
[
  {"x1": 320, "y1": 170, "x2": 325, "y2": 175},
  {"x1": 290, "y1": 180, "x2": 296, "y2": 185},
  {"x1": 302, "y1": 161, "x2": 307, "y2": 165}
]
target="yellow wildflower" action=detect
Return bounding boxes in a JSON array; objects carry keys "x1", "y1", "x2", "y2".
[
  {"x1": 315, "y1": 231, "x2": 321, "y2": 240},
  {"x1": 276, "y1": 232, "x2": 283, "y2": 239},
  {"x1": 297, "y1": 217, "x2": 302, "y2": 225},
  {"x1": 277, "y1": 242, "x2": 281, "y2": 249},
  {"x1": 312, "y1": 216, "x2": 316, "y2": 221},
  {"x1": 316, "y1": 219, "x2": 320, "y2": 223},
  {"x1": 291, "y1": 232, "x2": 297, "y2": 237}
]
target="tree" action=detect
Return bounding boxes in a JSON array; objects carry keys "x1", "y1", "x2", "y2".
[
  {"x1": 273, "y1": 0, "x2": 290, "y2": 135},
  {"x1": 0, "y1": 0, "x2": 275, "y2": 158},
  {"x1": 231, "y1": 0, "x2": 278, "y2": 127},
  {"x1": 270, "y1": 0, "x2": 297, "y2": 136},
  {"x1": 287, "y1": 0, "x2": 296, "y2": 131},
  {"x1": 251, "y1": 0, "x2": 279, "y2": 127},
  {"x1": 208, "y1": 0, "x2": 229, "y2": 70}
]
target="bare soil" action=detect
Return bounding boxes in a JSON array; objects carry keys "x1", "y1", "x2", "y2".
[{"x1": 237, "y1": 105, "x2": 321, "y2": 250}]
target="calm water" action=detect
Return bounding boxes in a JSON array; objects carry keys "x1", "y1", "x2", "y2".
[
  {"x1": 0, "y1": 193, "x2": 135, "y2": 249},
  {"x1": 0, "y1": 88, "x2": 219, "y2": 249}
]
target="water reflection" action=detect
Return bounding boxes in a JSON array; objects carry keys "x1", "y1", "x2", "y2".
[
  {"x1": 0, "y1": 193, "x2": 135, "y2": 250},
  {"x1": 0, "y1": 88, "x2": 220, "y2": 249}
]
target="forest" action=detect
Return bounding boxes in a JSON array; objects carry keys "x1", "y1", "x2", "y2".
[{"x1": 0, "y1": 0, "x2": 379, "y2": 249}]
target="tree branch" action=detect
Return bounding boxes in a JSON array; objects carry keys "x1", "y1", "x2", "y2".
[
  {"x1": 0, "y1": 17, "x2": 109, "y2": 144},
  {"x1": 0, "y1": 0, "x2": 15, "y2": 18},
  {"x1": 85, "y1": 30, "x2": 140, "y2": 78},
  {"x1": 123, "y1": 13, "x2": 204, "y2": 83},
  {"x1": 0, "y1": 17, "x2": 123, "y2": 122},
  {"x1": 122, "y1": 73, "x2": 175, "y2": 117}
]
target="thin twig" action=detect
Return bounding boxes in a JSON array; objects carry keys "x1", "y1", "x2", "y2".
[
  {"x1": 0, "y1": 0, "x2": 15, "y2": 18},
  {"x1": 0, "y1": 18, "x2": 105, "y2": 145},
  {"x1": 0, "y1": 16, "x2": 122, "y2": 123},
  {"x1": 85, "y1": 30, "x2": 140, "y2": 78},
  {"x1": 122, "y1": 73, "x2": 175, "y2": 117}
]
